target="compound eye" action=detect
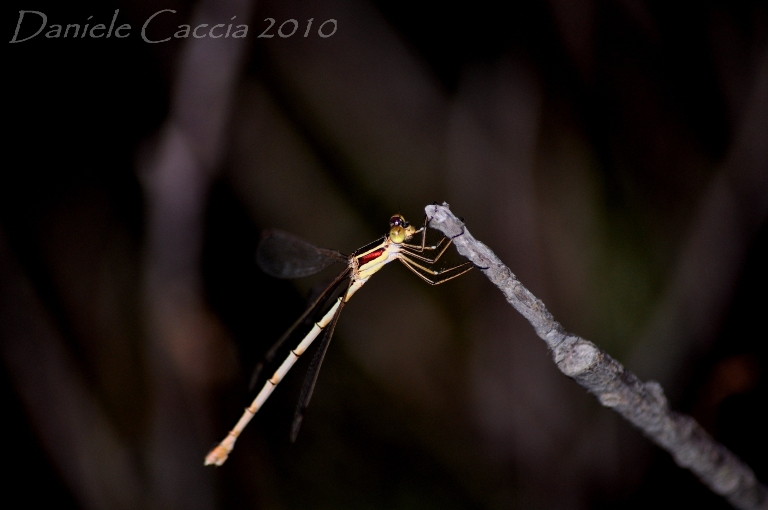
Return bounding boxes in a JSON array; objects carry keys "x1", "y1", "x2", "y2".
[
  {"x1": 389, "y1": 215, "x2": 403, "y2": 227},
  {"x1": 389, "y1": 225, "x2": 406, "y2": 243}
]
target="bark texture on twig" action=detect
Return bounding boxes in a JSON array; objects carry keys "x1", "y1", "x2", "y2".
[{"x1": 426, "y1": 203, "x2": 768, "y2": 510}]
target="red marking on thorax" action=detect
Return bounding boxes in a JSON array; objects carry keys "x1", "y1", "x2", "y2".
[{"x1": 358, "y1": 248, "x2": 385, "y2": 266}]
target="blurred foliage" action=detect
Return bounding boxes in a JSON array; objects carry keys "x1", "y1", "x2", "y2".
[{"x1": 3, "y1": 0, "x2": 766, "y2": 509}]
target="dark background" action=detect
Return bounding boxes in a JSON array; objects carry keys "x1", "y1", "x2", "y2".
[{"x1": 3, "y1": 1, "x2": 767, "y2": 508}]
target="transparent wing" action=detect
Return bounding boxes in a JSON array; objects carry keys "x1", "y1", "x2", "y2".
[
  {"x1": 257, "y1": 229, "x2": 347, "y2": 279},
  {"x1": 290, "y1": 279, "x2": 350, "y2": 442},
  {"x1": 248, "y1": 267, "x2": 351, "y2": 392}
]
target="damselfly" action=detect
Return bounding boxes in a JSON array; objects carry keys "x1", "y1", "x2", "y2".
[{"x1": 205, "y1": 214, "x2": 472, "y2": 466}]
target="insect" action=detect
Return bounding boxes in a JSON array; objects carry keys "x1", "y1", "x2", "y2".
[{"x1": 205, "y1": 214, "x2": 472, "y2": 466}]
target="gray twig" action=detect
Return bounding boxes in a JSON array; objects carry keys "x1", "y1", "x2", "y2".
[{"x1": 426, "y1": 203, "x2": 768, "y2": 510}]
